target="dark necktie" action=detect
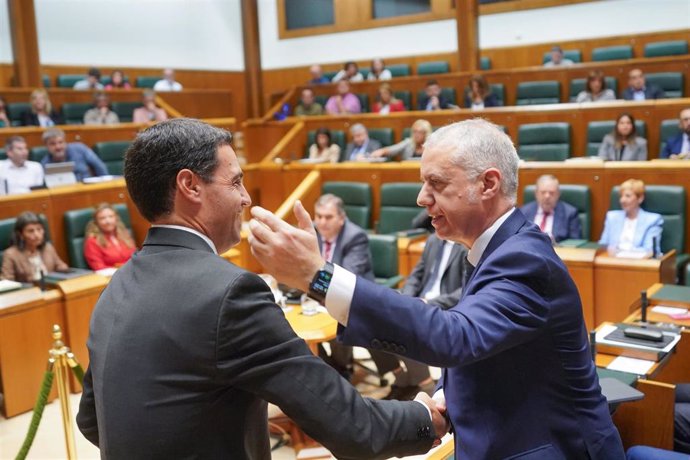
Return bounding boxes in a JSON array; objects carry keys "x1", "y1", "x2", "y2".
[
  {"x1": 462, "y1": 256, "x2": 475, "y2": 289},
  {"x1": 539, "y1": 212, "x2": 550, "y2": 232}
]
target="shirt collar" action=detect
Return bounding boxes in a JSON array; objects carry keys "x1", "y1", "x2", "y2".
[
  {"x1": 152, "y1": 224, "x2": 218, "y2": 254},
  {"x1": 467, "y1": 207, "x2": 515, "y2": 266}
]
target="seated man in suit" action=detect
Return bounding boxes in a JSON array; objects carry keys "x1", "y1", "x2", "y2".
[
  {"x1": 344, "y1": 123, "x2": 382, "y2": 161},
  {"x1": 623, "y1": 69, "x2": 665, "y2": 101},
  {"x1": 520, "y1": 174, "x2": 582, "y2": 243},
  {"x1": 77, "y1": 118, "x2": 445, "y2": 458},
  {"x1": 661, "y1": 108, "x2": 690, "y2": 159},
  {"x1": 417, "y1": 80, "x2": 451, "y2": 111}
]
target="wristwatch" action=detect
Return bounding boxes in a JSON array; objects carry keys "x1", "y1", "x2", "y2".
[{"x1": 308, "y1": 262, "x2": 334, "y2": 304}]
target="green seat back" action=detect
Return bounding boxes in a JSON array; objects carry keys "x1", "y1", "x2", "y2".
[
  {"x1": 569, "y1": 77, "x2": 618, "y2": 101},
  {"x1": 0, "y1": 217, "x2": 16, "y2": 264},
  {"x1": 368, "y1": 128, "x2": 394, "y2": 148},
  {"x1": 322, "y1": 71, "x2": 338, "y2": 81},
  {"x1": 321, "y1": 181, "x2": 372, "y2": 229},
  {"x1": 609, "y1": 185, "x2": 686, "y2": 255},
  {"x1": 523, "y1": 184, "x2": 591, "y2": 238},
  {"x1": 305, "y1": 130, "x2": 346, "y2": 158},
  {"x1": 93, "y1": 141, "x2": 131, "y2": 176},
  {"x1": 394, "y1": 91, "x2": 411, "y2": 110},
  {"x1": 62, "y1": 102, "x2": 93, "y2": 125},
  {"x1": 64, "y1": 203, "x2": 132, "y2": 268},
  {"x1": 388, "y1": 64, "x2": 410, "y2": 77},
  {"x1": 314, "y1": 94, "x2": 329, "y2": 108},
  {"x1": 0, "y1": 148, "x2": 5, "y2": 160},
  {"x1": 57, "y1": 74, "x2": 86, "y2": 88},
  {"x1": 646, "y1": 72, "x2": 684, "y2": 98},
  {"x1": 42, "y1": 75, "x2": 51, "y2": 88},
  {"x1": 644, "y1": 40, "x2": 688, "y2": 58},
  {"x1": 489, "y1": 83, "x2": 504, "y2": 106},
  {"x1": 8, "y1": 102, "x2": 31, "y2": 126},
  {"x1": 135, "y1": 76, "x2": 159, "y2": 88},
  {"x1": 417, "y1": 61, "x2": 450, "y2": 75},
  {"x1": 480, "y1": 57, "x2": 491, "y2": 70},
  {"x1": 592, "y1": 45, "x2": 633, "y2": 62},
  {"x1": 586, "y1": 120, "x2": 647, "y2": 156},
  {"x1": 368, "y1": 234, "x2": 403, "y2": 287},
  {"x1": 377, "y1": 182, "x2": 423, "y2": 234},
  {"x1": 111, "y1": 101, "x2": 142, "y2": 123},
  {"x1": 355, "y1": 93, "x2": 369, "y2": 113},
  {"x1": 542, "y1": 49, "x2": 582, "y2": 64},
  {"x1": 516, "y1": 81, "x2": 560, "y2": 105},
  {"x1": 518, "y1": 122, "x2": 570, "y2": 161},
  {"x1": 360, "y1": 68, "x2": 371, "y2": 79},
  {"x1": 660, "y1": 119, "x2": 680, "y2": 153},
  {"x1": 30, "y1": 146, "x2": 49, "y2": 163}
]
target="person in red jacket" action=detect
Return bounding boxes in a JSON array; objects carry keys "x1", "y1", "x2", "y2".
[{"x1": 84, "y1": 203, "x2": 136, "y2": 270}]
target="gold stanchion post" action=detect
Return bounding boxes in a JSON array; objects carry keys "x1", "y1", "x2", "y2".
[{"x1": 49, "y1": 325, "x2": 77, "y2": 460}]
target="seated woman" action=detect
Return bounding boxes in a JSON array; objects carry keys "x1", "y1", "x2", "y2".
[
  {"x1": 576, "y1": 71, "x2": 616, "y2": 103},
  {"x1": 0, "y1": 96, "x2": 10, "y2": 127},
  {"x1": 331, "y1": 61, "x2": 363, "y2": 83},
  {"x1": 104, "y1": 70, "x2": 131, "y2": 90},
  {"x1": 133, "y1": 90, "x2": 168, "y2": 123},
  {"x1": 372, "y1": 83, "x2": 405, "y2": 115},
  {"x1": 307, "y1": 128, "x2": 341, "y2": 163},
  {"x1": 371, "y1": 119, "x2": 432, "y2": 161},
  {"x1": 599, "y1": 179, "x2": 663, "y2": 254},
  {"x1": 598, "y1": 113, "x2": 647, "y2": 161},
  {"x1": 20, "y1": 89, "x2": 63, "y2": 127},
  {"x1": 367, "y1": 58, "x2": 392, "y2": 81},
  {"x1": 83, "y1": 92, "x2": 120, "y2": 125},
  {"x1": 463, "y1": 75, "x2": 499, "y2": 110},
  {"x1": 1, "y1": 212, "x2": 68, "y2": 282},
  {"x1": 84, "y1": 203, "x2": 136, "y2": 270}
]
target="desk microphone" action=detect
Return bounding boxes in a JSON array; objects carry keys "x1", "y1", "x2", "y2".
[
  {"x1": 652, "y1": 236, "x2": 660, "y2": 259},
  {"x1": 589, "y1": 330, "x2": 596, "y2": 361},
  {"x1": 39, "y1": 270, "x2": 46, "y2": 292},
  {"x1": 640, "y1": 290, "x2": 648, "y2": 324}
]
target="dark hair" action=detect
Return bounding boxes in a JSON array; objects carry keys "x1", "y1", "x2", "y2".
[
  {"x1": 314, "y1": 127, "x2": 332, "y2": 146},
  {"x1": 426, "y1": 79, "x2": 439, "y2": 87},
  {"x1": 5, "y1": 135, "x2": 25, "y2": 150},
  {"x1": 124, "y1": 118, "x2": 231, "y2": 222},
  {"x1": 11, "y1": 212, "x2": 47, "y2": 250},
  {"x1": 88, "y1": 67, "x2": 101, "y2": 78},
  {"x1": 612, "y1": 113, "x2": 637, "y2": 147},
  {"x1": 585, "y1": 71, "x2": 607, "y2": 93},
  {"x1": 344, "y1": 61, "x2": 358, "y2": 71},
  {"x1": 468, "y1": 74, "x2": 490, "y2": 98},
  {"x1": 110, "y1": 69, "x2": 126, "y2": 87}
]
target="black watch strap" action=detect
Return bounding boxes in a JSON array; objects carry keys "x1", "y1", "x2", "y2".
[{"x1": 308, "y1": 262, "x2": 334, "y2": 304}]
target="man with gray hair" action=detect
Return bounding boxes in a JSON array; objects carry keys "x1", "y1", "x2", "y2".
[
  {"x1": 41, "y1": 128, "x2": 108, "y2": 181},
  {"x1": 249, "y1": 118, "x2": 625, "y2": 458},
  {"x1": 0, "y1": 136, "x2": 44, "y2": 194},
  {"x1": 520, "y1": 174, "x2": 582, "y2": 242},
  {"x1": 344, "y1": 123, "x2": 381, "y2": 161}
]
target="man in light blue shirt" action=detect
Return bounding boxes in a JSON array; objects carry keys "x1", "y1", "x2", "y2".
[{"x1": 40, "y1": 128, "x2": 108, "y2": 181}]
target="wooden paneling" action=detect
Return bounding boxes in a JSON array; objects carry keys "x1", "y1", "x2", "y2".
[
  {"x1": 0, "y1": 63, "x2": 15, "y2": 87},
  {"x1": 8, "y1": 0, "x2": 41, "y2": 87}
]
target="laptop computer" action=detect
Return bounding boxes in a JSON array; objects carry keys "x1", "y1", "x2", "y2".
[{"x1": 44, "y1": 162, "x2": 77, "y2": 188}]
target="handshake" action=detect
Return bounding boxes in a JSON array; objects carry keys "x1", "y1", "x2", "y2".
[{"x1": 414, "y1": 392, "x2": 450, "y2": 447}]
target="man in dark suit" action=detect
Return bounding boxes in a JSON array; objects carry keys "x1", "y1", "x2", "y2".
[
  {"x1": 623, "y1": 68, "x2": 665, "y2": 100},
  {"x1": 417, "y1": 79, "x2": 451, "y2": 111},
  {"x1": 344, "y1": 123, "x2": 382, "y2": 161},
  {"x1": 520, "y1": 174, "x2": 582, "y2": 242},
  {"x1": 249, "y1": 119, "x2": 625, "y2": 459},
  {"x1": 77, "y1": 118, "x2": 445, "y2": 458},
  {"x1": 661, "y1": 108, "x2": 690, "y2": 159}
]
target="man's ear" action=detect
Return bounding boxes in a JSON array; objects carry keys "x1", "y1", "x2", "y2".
[
  {"x1": 480, "y1": 168, "x2": 502, "y2": 198},
  {"x1": 176, "y1": 169, "x2": 202, "y2": 204}
]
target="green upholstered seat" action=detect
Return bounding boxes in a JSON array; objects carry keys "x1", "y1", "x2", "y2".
[
  {"x1": 523, "y1": 184, "x2": 591, "y2": 238},
  {"x1": 646, "y1": 72, "x2": 684, "y2": 98},
  {"x1": 360, "y1": 68, "x2": 371, "y2": 79},
  {"x1": 321, "y1": 181, "x2": 372, "y2": 229},
  {"x1": 135, "y1": 76, "x2": 159, "y2": 88},
  {"x1": 377, "y1": 182, "x2": 423, "y2": 234},
  {"x1": 111, "y1": 101, "x2": 142, "y2": 123},
  {"x1": 586, "y1": 120, "x2": 647, "y2": 156},
  {"x1": 93, "y1": 141, "x2": 131, "y2": 176},
  {"x1": 660, "y1": 119, "x2": 681, "y2": 154},
  {"x1": 542, "y1": 49, "x2": 582, "y2": 64},
  {"x1": 489, "y1": 83, "x2": 505, "y2": 106},
  {"x1": 388, "y1": 64, "x2": 411, "y2": 77},
  {"x1": 322, "y1": 71, "x2": 337, "y2": 81},
  {"x1": 29, "y1": 146, "x2": 49, "y2": 163},
  {"x1": 62, "y1": 102, "x2": 93, "y2": 125},
  {"x1": 42, "y1": 75, "x2": 51, "y2": 88},
  {"x1": 394, "y1": 91, "x2": 411, "y2": 110},
  {"x1": 516, "y1": 81, "x2": 560, "y2": 105},
  {"x1": 417, "y1": 61, "x2": 450, "y2": 75},
  {"x1": 355, "y1": 93, "x2": 369, "y2": 113},
  {"x1": 0, "y1": 148, "x2": 5, "y2": 160},
  {"x1": 64, "y1": 203, "x2": 132, "y2": 268},
  {"x1": 368, "y1": 128, "x2": 394, "y2": 148},
  {"x1": 314, "y1": 94, "x2": 329, "y2": 108},
  {"x1": 7, "y1": 102, "x2": 31, "y2": 127},
  {"x1": 609, "y1": 185, "x2": 688, "y2": 280},
  {"x1": 57, "y1": 74, "x2": 85, "y2": 88},
  {"x1": 0, "y1": 217, "x2": 16, "y2": 265},
  {"x1": 417, "y1": 88, "x2": 457, "y2": 107},
  {"x1": 644, "y1": 40, "x2": 688, "y2": 58},
  {"x1": 305, "y1": 130, "x2": 346, "y2": 158},
  {"x1": 480, "y1": 57, "x2": 491, "y2": 70},
  {"x1": 569, "y1": 77, "x2": 618, "y2": 101},
  {"x1": 591, "y1": 45, "x2": 633, "y2": 62},
  {"x1": 368, "y1": 234, "x2": 404, "y2": 288},
  {"x1": 517, "y1": 122, "x2": 570, "y2": 161}
]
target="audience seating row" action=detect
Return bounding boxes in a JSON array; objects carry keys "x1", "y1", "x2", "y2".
[
  {"x1": 4, "y1": 100, "x2": 143, "y2": 126},
  {"x1": 49, "y1": 75, "x2": 160, "y2": 89}
]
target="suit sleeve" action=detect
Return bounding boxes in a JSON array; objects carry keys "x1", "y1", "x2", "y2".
[
  {"x1": 640, "y1": 214, "x2": 664, "y2": 253},
  {"x1": 340, "y1": 231, "x2": 374, "y2": 279},
  {"x1": 1, "y1": 250, "x2": 17, "y2": 280},
  {"x1": 429, "y1": 286, "x2": 462, "y2": 310},
  {"x1": 598, "y1": 136, "x2": 613, "y2": 160},
  {"x1": 568, "y1": 209, "x2": 582, "y2": 240},
  {"x1": 76, "y1": 366, "x2": 100, "y2": 446},
  {"x1": 215, "y1": 273, "x2": 435, "y2": 459}
]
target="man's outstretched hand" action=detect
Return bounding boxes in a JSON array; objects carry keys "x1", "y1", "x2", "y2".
[{"x1": 248, "y1": 201, "x2": 324, "y2": 292}]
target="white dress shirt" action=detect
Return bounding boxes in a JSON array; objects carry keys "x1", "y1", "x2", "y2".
[
  {"x1": 153, "y1": 80, "x2": 183, "y2": 92},
  {"x1": 681, "y1": 133, "x2": 690, "y2": 154},
  {"x1": 152, "y1": 225, "x2": 217, "y2": 254},
  {"x1": 617, "y1": 217, "x2": 637, "y2": 251},
  {"x1": 0, "y1": 160, "x2": 45, "y2": 195},
  {"x1": 423, "y1": 241, "x2": 455, "y2": 301},
  {"x1": 533, "y1": 207, "x2": 554, "y2": 239}
]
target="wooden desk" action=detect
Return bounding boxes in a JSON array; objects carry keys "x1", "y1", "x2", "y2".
[
  {"x1": 0, "y1": 288, "x2": 63, "y2": 417},
  {"x1": 555, "y1": 246, "x2": 597, "y2": 330},
  {"x1": 283, "y1": 306, "x2": 337, "y2": 355}
]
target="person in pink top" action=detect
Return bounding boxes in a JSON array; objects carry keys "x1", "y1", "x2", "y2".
[
  {"x1": 325, "y1": 80, "x2": 361, "y2": 115},
  {"x1": 132, "y1": 90, "x2": 168, "y2": 124}
]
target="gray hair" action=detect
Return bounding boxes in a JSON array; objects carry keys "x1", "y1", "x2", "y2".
[
  {"x1": 5, "y1": 135, "x2": 26, "y2": 150},
  {"x1": 536, "y1": 174, "x2": 559, "y2": 189},
  {"x1": 349, "y1": 123, "x2": 367, "y2": 135},
  {"x1": 424, "y1": 119, "x2": 519, "y2": 203},
  {"x1": 315, "y1": 193, "x2": 346, "y2": 217},
  {"x1": 42, "y1": 128, "x2": 66, "y2": 144}
]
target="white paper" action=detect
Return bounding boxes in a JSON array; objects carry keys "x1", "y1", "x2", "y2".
[
  {"x1": 652, "y1": 305, "x2": 689, "y2": 316},
  {"x1": 615, "y1": 250, "x2": 650, "y2": 259},
  {"x1": 96, "y1": 268, "x2": 117, "y2": 277},
  {"x1": 607, "y1": 356, "x2": 655, "y2": 375}
]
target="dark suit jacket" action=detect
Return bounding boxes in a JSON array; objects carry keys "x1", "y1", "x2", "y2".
[
  {"x1": 622, "y1": 85, "x2": 665, "y2": 100},
  {"x1": 344, "y1": 139, "x2": 382, "y2": 161},
  {"x1": 416, "y1": 94, "x2": 451, "y2": 111},
  {"x1": 77, "y1": 227, "x2": 434, "y2": 459},
  {"x1": 20, "y1": 110, "x2": 63, "y2": 126},
  {"x1": 318, "y1": 219, "x2": 375, "y2": 281},
  {"x1": 520, "y1": 200, "x2": 582, "y2": 242},
  {"x1": 661, "y1": 132, "x2": 687, "y2": 158},
  {"x1": 401, "y1": 234, "x2": 466, "y2": 309},
  {"x1": 463, "y1": 91, "x2": 499, "y2": 109},
  {"x1": 339, "y1": 210, "x2": 624, "y2": 459}
]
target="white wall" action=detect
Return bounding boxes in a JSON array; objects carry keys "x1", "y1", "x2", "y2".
[
  {"x1": 0, "y1": 0, "x2": 12, "y2": 63},
  {"x1": 34, "y1": 0, "x2": 245, "y2": 71},
  {"x1": 259, "y1": 0, "x2": 690, "y2": 69}
]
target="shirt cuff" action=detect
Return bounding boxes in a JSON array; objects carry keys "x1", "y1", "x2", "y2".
[
  {"x1": 324, "y1": 263, "x2": 356, "y2": 326},
  {"x1": 414, "y1": 400, "x2": 433, "y2": 422}
]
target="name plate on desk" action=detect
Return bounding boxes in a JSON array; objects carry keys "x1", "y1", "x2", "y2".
[{"x1": 596, "y1": 323, "x2": 680, "y2": 361}]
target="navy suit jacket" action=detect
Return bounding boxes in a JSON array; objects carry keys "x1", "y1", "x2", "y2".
[
  {"x1": 660, "y1": 132, "x2": 687, "y2": 158},
  {"x1": 317, "y1": 219, "x2": 375, "y2": 281},
  {"x1": 520, "y1": 200, "x2": 582, "y2": 242},
  {"x1": 339, "y1": 210, "x2": 624, "y2": 459},
  {"x1": 622, "y1": 85, "x2": 665, "y2": 100}
]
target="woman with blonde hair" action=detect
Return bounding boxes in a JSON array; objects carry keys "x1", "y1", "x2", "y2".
[
  {"x1": 83, "y1": 203, "x2": 136, "y2": 270},
  {"x1": 372, "y1": 119, "x2": 432, "y2": 160},
  {"x1": 372, "y1": 83, "x2": 405, "y2": 115},
  {"x1": 21, "y1": 89, "x2": 63, "y2": 127}
]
